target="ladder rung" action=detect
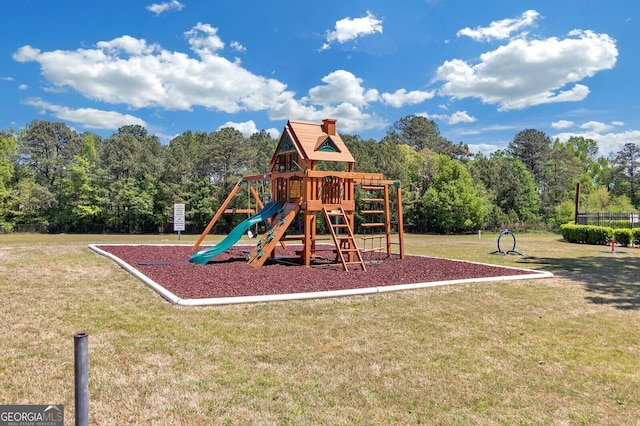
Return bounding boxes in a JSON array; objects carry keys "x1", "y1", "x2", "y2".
[
  {"x1": 361, "y1": 236, "x2": 385, "y2": 241},
  {"x1": 360, "y1": 210, "x2": 385, "y2": 214},
  {"x1": 360, "y1": 185, "x2": 384, "y2": 190},
  {"x1": 361, "y1": 198, "x2": 384, "y2": 202},
  {"x1": 361, "y1": 223, "x2": 385, "y2": 227},
  {"x1": 332, "y1": 224, "x2": 349, "y2": 228}
]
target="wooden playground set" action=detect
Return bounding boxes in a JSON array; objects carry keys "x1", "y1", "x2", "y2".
[{"x1": 190, "y1": 118, "x2": 404, "y2": 271}]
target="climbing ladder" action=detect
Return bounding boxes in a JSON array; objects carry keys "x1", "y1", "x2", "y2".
[
  {"x1": 359, "y1": 184, "x2": 389, "y2": 264},
  {"x1": 322, "y1": 206, "x2": 366, "y2": 271},
  {"x1": 246, "y1": 203, "x2": 300, "y2": 267}
]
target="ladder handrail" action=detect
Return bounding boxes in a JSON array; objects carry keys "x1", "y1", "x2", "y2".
[{"x1": 322, "y1": 206, "x2": 366, "y2": 271}]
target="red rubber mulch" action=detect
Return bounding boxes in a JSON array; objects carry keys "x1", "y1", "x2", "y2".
[{"x1": 94, "y1": 245, "x2": 535, "y2": 300}]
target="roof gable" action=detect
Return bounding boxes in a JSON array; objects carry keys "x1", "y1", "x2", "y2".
[
  {"x1": 276, "y1": 129, "x2": 297, "y2": 153},
  {"x1": 315, "y1": 136, "x2": 341, "y2": 153},
  {"x1": 284, "y1": 119, "x2": 354, "y2": 164}
]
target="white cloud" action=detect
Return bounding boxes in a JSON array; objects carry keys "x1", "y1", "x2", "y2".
[
  {"x1": 218, "y1": 120, "x2": 278, "y2": 138},
  {"x1": 421, "y1": 112, "x2": 446, "y2": 121},
  {"x1": 551, "y1": 120, "x2": 575, "y2": 129},
  {"x1": 554, "y1": 129, "x2": 640, "y2": 157},
  {"x1": 457, "y1": 10, "x2": 540, "y2": 42},
  {"x1": 321, "y1": 11, "x2": 383, "y2": 51},
  {"x1": 12, "y1": 24, "x2": 285, "y2": 113},
  {"x1": 185, "y1": 22, "x2": 225, "y2": 56},
  {"x1": 13, "y1": 45, "x2": 40, "y2": 62},
  {"x1": 580, "y1": 120, "x2": 620, "y2": 133},
  {"x1": 381, "y1": 89, "x2": 434, "y2": 107},
  {"x1": 23, "y1": 98, "x2": 146, "y2": 129},
  {"x1": 448, "y1": 110, "x2": 477, "y2": 124},
  {"x1": 468, "y1": 143, "x2": 502, "y2": 156},
  {"x1": 43, "y1": 86, "x2": 67, "y2": 94},
  {"x1": 268, "y1": 96, "x2": 387, "y2": 134},
  {"x1": 97, "y1": 35, "x2": 158, "y2": 55},
  {"x1": 308, "y1": 70, "x2": 379, "y2": 106},
  {"x1": 18, "y1": 84, "x2": 28, "y2": 90},
  {"x1": 437, "y1": 29, "x2": 618, "y2": 110},
  {"x1": 1, "y1": 76, "x2": 14, "y2": 81},
  {"x1": 219, "y1": 120, "x2": 257, "y2": 136},
  {"x1": 230, "y1": 41, "x2": 246, "y2": 52},
  {"x1": 421, "y1": 110, "x2": 476, "y2": 125},
  {"x1": 12, "y1": 22, "x2": 420, "y2": 135},
  {"x1": 266, "y1": 128, "x2": 280, "y2": 139},
  {"x1": 146, "y1": 0, "x2": 184, "y2": 15}
]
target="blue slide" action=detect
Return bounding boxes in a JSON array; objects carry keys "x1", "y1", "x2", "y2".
[{"x1": 189, "y1": 201, "x2": 283, "y2": 265}]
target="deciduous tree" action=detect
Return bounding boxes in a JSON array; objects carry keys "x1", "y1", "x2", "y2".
[
  {"x1": 469, "y1": 151, "x2": 539, "y2": 228},
  {"x1": 416, "y1": 154, "x2": 488, "y2": 233}
]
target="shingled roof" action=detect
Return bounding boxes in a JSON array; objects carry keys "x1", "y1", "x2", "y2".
[{"x1": 276, "y1": 118, "x2": 355, "y2": 166}]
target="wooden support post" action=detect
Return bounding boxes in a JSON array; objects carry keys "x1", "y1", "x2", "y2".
[
  {"x1": 384, "y1": 184, "x2": 391, "y2": 256},
  {"x1": 303, "y1": 176, "x2": 313, "y2": 266},
  {"x1": 250, "y1": 185, "x2": 264, "y2": 211},
  {"x1": 304, "y1": 211, "x2": 313, "y2": 266},
  {"x1": 396, "y1": 183, "x2": 405, "y2": 259},
  {"x1": 191, "y1": 181, "x2": 242, "y2": 253}
]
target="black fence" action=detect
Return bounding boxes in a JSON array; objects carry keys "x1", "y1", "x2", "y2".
[{"x1": 576, "y1": 212, "x2": 640, "y2": 229}]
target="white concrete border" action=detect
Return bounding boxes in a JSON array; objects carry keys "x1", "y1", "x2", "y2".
[{"x1": 88, "y1": 244, "x2": 554, "y2": 306}]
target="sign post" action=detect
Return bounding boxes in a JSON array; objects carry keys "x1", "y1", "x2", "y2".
[{"x1": 173, "y1": 203, "x2": 185, "y2": 240}]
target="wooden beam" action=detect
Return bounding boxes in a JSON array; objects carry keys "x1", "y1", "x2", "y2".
[
  {"x1": 396, "y1": 183, "x2": 405, "y2": 259},
  {"x1": 191, "y1": 181, "x2": 241, "y2": 253}
]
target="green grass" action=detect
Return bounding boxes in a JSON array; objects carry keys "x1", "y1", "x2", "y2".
[{"x1": 0, "y1": 232, "x2": 639, "y2": 425}]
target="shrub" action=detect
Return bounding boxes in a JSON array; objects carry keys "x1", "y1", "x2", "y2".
[
  {"x1": 561, "y1": 223, "x2": 584, "y2": 243},
  {"x1": 586, "y1": 225, "x2": 614, "y2": 245},
  {"x1": 632, "y1": 228, "x2": 640, "y2": 246},
  {"x1": 612, "y1": 228, "x2": 632, "y2": 247},
  {"x1": 0, "y1": 221, "x2": 13, "y2": 233},
  {"x1": 560, "y1": 223, "x2": 613, "y2": 245}
]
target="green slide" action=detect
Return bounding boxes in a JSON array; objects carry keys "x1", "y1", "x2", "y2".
[{"x1": 189, "y1": 201, "x2": 283, "y2": 265}]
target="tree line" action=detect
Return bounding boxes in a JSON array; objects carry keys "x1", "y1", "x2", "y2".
[{"x1": 0, "y1": 115, "x2": 638, "y2": 234}]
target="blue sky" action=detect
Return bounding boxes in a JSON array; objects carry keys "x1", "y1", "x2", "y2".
[{"x1": 1, "y1": 1, "x2": 638, "y2": 157}]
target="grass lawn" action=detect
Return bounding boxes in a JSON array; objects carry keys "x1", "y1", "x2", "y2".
[{"x1": 0, "y1": 232, "x2": 638, "y2": 425}]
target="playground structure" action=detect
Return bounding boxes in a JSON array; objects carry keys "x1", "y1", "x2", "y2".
[{"x1": 190, "y1": 118, "x2": 404, "y2": 271}]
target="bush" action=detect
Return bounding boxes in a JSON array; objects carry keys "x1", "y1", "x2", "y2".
[
  {"x1": 612, "y1": 228, "x2": 632, "y2": 247},
  {"x1": 632, "y1": 228, "x2": 640, "y2": 246},
  {"x1": 560, "y1": 223, "x2": 584, "y2": 243},
  {"x1": 560, "y1": 223, "x2": 613, "y2": 245},
  {"x1": 0, "y1": 221, "x2": 14, "y2": 233}
]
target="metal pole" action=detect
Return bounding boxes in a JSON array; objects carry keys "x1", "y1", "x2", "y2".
[{"x1": 74, "y1": 332, "x2": 89, "y2": 426}]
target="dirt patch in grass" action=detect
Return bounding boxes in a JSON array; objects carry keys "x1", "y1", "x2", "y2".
[{"x1": 94, "y1": 245, "x2": 537, "y2": 299}]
